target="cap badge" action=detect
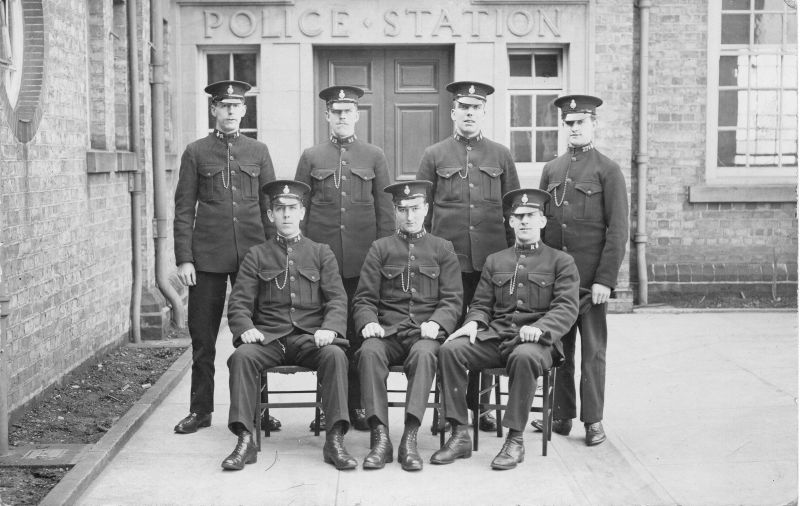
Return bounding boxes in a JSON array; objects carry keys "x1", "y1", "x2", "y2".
[
  {"x1": 569, "y1": 99, "x2": 576, "y2": 110},
  {"x1": 521, "y1": 193, "x2": 529, "y2": 204},
  {"x1": 282, "y1": 185, "x2": 290, "y2": 194},
  {"x1": 403, "y1": 185, "x2": 411, "y2": 195},
  {"x1": 227, "y1": 85, "x2": 234, "y2": 95},
  {"x1": 468, "y1": 85, "x2": 476, "y2": 94},
  {"x1": 338, "y1": 89, "x2": 345, "y2": 99}
]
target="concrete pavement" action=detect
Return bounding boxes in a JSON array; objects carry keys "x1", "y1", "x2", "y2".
[{"x1": 65, "y1": 311, "x2": 797, "y2": 505}]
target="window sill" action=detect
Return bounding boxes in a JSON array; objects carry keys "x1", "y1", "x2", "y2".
[
  {"x1": 688, "y1": 184, "x2": 797, "y2": 203},
  {"x1": 86, "y1": 150, "x2": 137, "y2": 174}
]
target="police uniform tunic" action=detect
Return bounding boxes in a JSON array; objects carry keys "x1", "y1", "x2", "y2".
[
  {"x1": 173, "y1": 130, "x2": 276, "y2": 415},
  {"x1": 352, "y1": 230, "x2": 462, "y2": 426},
  {"x1": 538, "y1": 145, "x2": 628, "y2": 424},
  {"x1": 295, "y1": 135, "x2": 395, "y2": 279},
  {"x1": 416, "y1": 133, "x2": 520, "y2": 273},
  {"x1": 226, "y1": 234, "x2": 350, "y2": 434},
  {"x1": 439, "y1": 242, "x2": 579, "y2": 432}
]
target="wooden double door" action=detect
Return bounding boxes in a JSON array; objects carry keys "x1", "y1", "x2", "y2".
[{"x1": 316, "y1": 46, "x2": 453, "y2": 180}]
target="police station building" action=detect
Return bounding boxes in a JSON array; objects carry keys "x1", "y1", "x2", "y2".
[{"x1": 0, "y1": 0, "x2": 796, "y2": 412}]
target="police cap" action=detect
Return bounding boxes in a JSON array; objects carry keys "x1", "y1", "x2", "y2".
[
  {"x1": 384, "y1": 181, "x2": 433, "y2": 205},
  {"x1": 261, "y1": 180, "x2": 310, "y2": 206},
  {"x1": 204, "y1": 80, "x2": 251, "y2": 104},
  {"x1": 319, "y1": 85, "x2": 365, "y2": 106},
  {"x1": 503, "y1": 188, "x2": 550, "y2": 215},
  {"x1": 553, "y1": 94, "x2": 603, "y2": 121},
  {"x1": 446, "y1": 81, "x2": 495, "y2": 105}
]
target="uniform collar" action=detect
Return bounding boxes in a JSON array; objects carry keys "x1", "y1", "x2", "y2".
[
  {"x1": 568, "y1": 142, "x2": 594, "y2": 154},
  {"x1": 397, "y1": 228, "x2": 427, "y2": 242},
  {"x1": 330, "y1": 134, "x2": 356, "y2": 145},
  {"x1": 214, "y1": 129, "x2": 240, "y2": 142},
  {"x1": 454, "y1": 132, "x2": 483, "y2": 145},
  {"x1": 515, "y1": 241, "x2": 539, "y2": 252},
  {"x1": 275, "y1": 233, "x2": 302, "y2": 246}
]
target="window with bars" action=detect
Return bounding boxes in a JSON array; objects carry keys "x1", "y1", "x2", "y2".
[
  {"x1": 507, "y1": 48, "x2": 564, "y2": 183},
  {"x1": 205, "y1": 50, "x2": 259, "y2": 138},
  {"x1": 707, "y1": 0, "x2": 797, "y2": 180}
]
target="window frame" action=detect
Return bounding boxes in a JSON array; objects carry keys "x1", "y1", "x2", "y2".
[
  {"x1": 705, "y1": 0, "x2": 798, "y2": 184},
  {"x1": 199, "y1": 46, "x2": 260, "y2": 139}
]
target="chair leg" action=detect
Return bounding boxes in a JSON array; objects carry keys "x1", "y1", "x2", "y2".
[
  {"x1": 434, "y1": 377, "x2": 445, "y2": 447},
  {"x1": 314, "y1": 383, "x2": 321, "y2": 436},
  {"x1": 494, "y1": 374, "x2": 503, "y2": 438},
  {"x1": 548, "y1": 367, "x2": 557, "y2": 442},
  {"x1": 470, "y1": 371, "x2": 479, "y2": 451}
]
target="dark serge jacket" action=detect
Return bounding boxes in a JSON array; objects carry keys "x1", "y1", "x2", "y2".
[
  {"x1": 416, "y1": 134, "x2": 520, "y2": 273},
  {"x1": 174, "y1": 132, "x2": 276, "y2": 273},
  {"x1": 464, "y1": 243, "x2": 579, "y2": 361},
  {"x1": 295, "y1": 136, "x2": 395, "y2": 279},
  {"x1": 352, "y1": 231, "x2": 462, "y2": 338},
  {"x1": 227, "y1": 235, "x2": 347, "y2": 346},
  {"x1": 538, "y1": 147, "x2": 628, "y2": 290}
]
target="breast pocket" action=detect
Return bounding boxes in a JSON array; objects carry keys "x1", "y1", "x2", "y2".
[
  {"x1": 349, "y1": 168, "x2": 375, "y2": 204},
  {"x1": 527, "y1": 273, "x2": 555, "y2": 310},
  {"x1": 574, "y1": 181, "x2": 604, "y2": 221},
  {"x1": 310, "y1": 168, "x2": 336, "y2": 205},
  {"x1": 435, "y1": 167, "x2": 464, "y2": 202},
  {"x1": 297, "y1": 268, "x2": 321, "y2": 306},
  {"x1": 417, "y1": 265, "x2": 440, "y2": 299},
  {"x1": 379, "y1": 264, "x2": 405, "y2": 300},
  {"x1": 478, "y1": 166, "x2": 503, "y2": 202},
  {"x1": 257, "y1": 270, "x2": 284, "y2": 302},
  {"x1": 198, "y1": 164, "x2": 225, "y2": 202},
  {"x1": 491, "y1": 272, "x2": 514, "y2": 307},
  {"x1": 239, "y1": 164, "x2": 261, "y2": 200}
]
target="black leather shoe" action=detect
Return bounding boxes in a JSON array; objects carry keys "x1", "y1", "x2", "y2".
[
  {"x1": 585, "y1": 422, "x2": 606, "y2": 446},
  {"x1": 479, "y1": 412, "x2": 498, "y2": 432},
  {"x1": 309, "y1": 410, "x2": 326, "y2": 432},
  {"x1": 430, "y1": 425, "x2": 472, "y2": 465},
  {"x1": 323, "y1": 423, "x2": 357, "y2": 470},
  {"x1": 221, "y1": 431, "x2": 257, "y2": 471},
  {"x1": 362, "y1": 424, "x2": 393, "y2": 470},
  {"x1": 398, "y1": 425, "x2": 423, "y2": 472},
  {"x1": 531, "y1": 418, "x2": 572, "y2": 436},
  {"x1": 174, "y1": 413, "x2": 211, "y2": 434},
  {"x1": 261, "y1": 415, "x2": 281, "y2": 432},
  {"x1": 491, "y1": 433, "x2": 525, "y2": 470},
  {"x1": 350, "y1": 409, "x2": 370, "y2": 432},
  {"x1": 431, "y1": 407, "x2": 451, "y2": 434}
]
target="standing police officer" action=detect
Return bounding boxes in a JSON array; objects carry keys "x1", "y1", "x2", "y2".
[
  {"x1": 295, "y1": 85, "x2": 395, "y2": 431},
  {"x1": 173, "y1": 80, "x2": 277, "y2": 434},
  {"x1": 416, "y1": 80, "x2": 520, "y2": 432},
  {"x1": 353, "y1": 181, "x2": 462, "y2": 472},
  {"x1": 532, "y1": 95, "x2": 628, "y2": 446}
]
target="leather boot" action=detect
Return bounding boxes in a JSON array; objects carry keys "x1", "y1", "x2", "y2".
[
  {"x1": 491, "y1": 431, "x2": 525, "y2": 470},
  {"x1": 362, "y1": 423, "x2": 393, "y2": 470},
  {"x1": 585, "y1": 422, "x2": 607, "y2": 446},
  {"x1": 398, "y1": 424, "x2": 423, "y2": 472},
  {"x1": 323, "y1": 422, "x2": 357, "y2": 470},
  {"x1": 430, "y1": 424, "x2": 472, "y2": 465},
  {"x1": 174, "y1": 412, "x2": 211, "y2": 434},
  {"x1": 221, "y1": 430, "x2": 257, "y2": 471},
  {"x1": 531, "y1": 417, "x2": 572, "y2": 436}
]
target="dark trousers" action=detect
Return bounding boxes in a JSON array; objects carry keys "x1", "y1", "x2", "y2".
[
  {"x1": 188, "y1": 270, "x2": 237, "y2": 414},
  {"x1": 553, "y1": 302, "x2": 607, "y2": 424},
  {"x1": 227, "y1": 333, "x2": 350, "y2": 434},
  {"x1": 357, "y1": 335, "x2": 440, "y2": 427},
  {"x1": 343, "y1": 276, "x2": 362, "y2": 411},
  {"x1": 461, "y1": 271, "x2": 489, "y2": 410},
  {"x1": 439, "y1": 338, "x2": 553, "y2": 432}
]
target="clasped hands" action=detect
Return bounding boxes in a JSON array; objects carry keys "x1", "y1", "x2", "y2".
[
  {"x1": 361, "y1": 321, "x2": 440, "y2": 339},
  {"x1": 444, "y1": 321, "x2": 543, "y2": 344},
  {"x1": 239, "y1": 328, "x2": 337, "y2": 347}
]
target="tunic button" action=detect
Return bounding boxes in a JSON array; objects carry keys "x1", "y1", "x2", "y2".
[
  {"x1": 227, "y1": 143, "x2": 232, "y2": 148},
  {"x1": 571, "y1": 157, "x2": 577, "y2": 161},
  {"x1": 290, "y1": 293, "x2": 296, "y2": 298},
  {"x1": 517, "y1": 300, "x2": 523, "y2": 306},
  {"x1": 341, "y1": 192, "x2": 346, "y2": 196},
  {"x1": 562, "y1": 224, "x2": 567, "y2": 229},
  {"x1": 541, "y1": 281, "x2": 546, "y2": 286},
  {"x1": 341, "y1": 147, "x2": 346, "y2": 152},
  {"x1": 411, "y1": 288, "x2": 417, "y2": 293},
  {"x1": 563, "y1": 201, "x2": 569, "y2": 205},
  {"x1": 467, "y1": 163, "x2": 473, "y2": 168},
  {"x1": 410, "y1": 272, "x2": 415, "y2": 277},
  {"x1": 340, "y1": 225, "x2": 345, "y2": 229},
  {"x1": 289, "y1": 260, "x2": 294, "y2": 265},
  {"x1": 469, "y1": 204, "x2": 474, "y2": 208},
  {"x1": 520, "y1": 254, "x2": 526, "y2": 259},
  {"x1": 409, "y1": 301, "x2": 414, "y2": 306},
  {"x1": 341, "y1": 208, "x2": 346, "y2": 212},
  {"x1": 469, "y1": 183, "x2": 475, "y2": 188},
  {"x1": 469, "y1": 225, "x2": 474, "y2": 230},
  {"x1": 518, "y1": 283, "x2": 524, "y2": 288},
  {"x1": 409, "y1": 312, "x2": 415, "y2": 317},
  {"x1": 231, "y1": 186, "x2": 237, "y2": 191},
  {"x1": 587, "y1": 190, "x2": 592, "y2": 195},
  {"x1": 566, "y1": 178, "x2": 572, "y2": 183},
  {"x1": 511, "y1": 322, "x2": 517, "y2": 327},
  {"x1": 230, "y1": 156, "x2": 234, "y2": 161},
  {"x1": 342, "y1": 161, "x2": 348, "y2": 166},
  {"x1": 233, "y1": 217, "x2": 238, "y2": 222},
  {"x1": 290, "y1": 276, "x2": 295, "y2": 281},
  {"x1": 466, "y1": 146, "x2": 472, "y2": 151},
  {"x1": 290, "y1": 307, "x2": 296, "y2": 312},
  {"x1": 409, "y1": 244, "x2": 414, "y2": 248},
  {"x1": 562, "y1": 246, "x2": 568, "y2": 252},
  {"x1": 410, "y1": 256, "x2": 415, "y2": 260},
  {"x1": 287, "y1": 247, "x2": 293, "y2": 253},
  {"x1": 232, "y1": 202, "x2": 237, "y2": 207}
]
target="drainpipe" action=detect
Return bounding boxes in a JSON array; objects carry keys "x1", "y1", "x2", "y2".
[
  {"x1": 635, "y1": 0, "x2": 651, "y2": 305},
  {"x1": 128, "y1": 0, "x2": 143, "y2": 342},
  {"x1": 150, "y1": 0, "x2": 185, "y2": 327},
  {"x1": 0, "y1": 294, "x2": 9, "y2": 454}
]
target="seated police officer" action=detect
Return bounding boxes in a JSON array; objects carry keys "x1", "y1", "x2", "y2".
[
  {"x1": 431, "y1": 188, "x2": 579, "y2": 470},
  {"x1": 222, "y1": 180, "x2": 357, "y2": 471},
  {"x1": 352, "y1": 181, "x2": 462, "y2": 471}
]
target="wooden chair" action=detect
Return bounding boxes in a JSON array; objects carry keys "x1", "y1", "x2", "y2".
[
  {"x1": 254, "y1": 365, "x2": 322, "y2": 451},
  {"x1": 469, "y1": 366, "x2": 557, "y2": 456},
  {"x1": 386, "y1": 365, "x2": 446, "y2": 447}
]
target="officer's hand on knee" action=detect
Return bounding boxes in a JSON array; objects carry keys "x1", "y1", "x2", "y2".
[
  {"x1": 314, "y1": 329, "x2": 336, "y2": 347},
  {"x1": 445, "y1": 321, "x2": 478, "y2": 345},
  {"x1": 420, "y1": 321, "x2": 440, "y2": 339},
  {"x1": 519, "y1": 325, "x2": 542, "y2": 343},
  {"x1": 362, "y1": 322, "x2": 385, "y2": 339},
  {"x1": 240, "y1": 328, "x2": 264, "y2": 344}
]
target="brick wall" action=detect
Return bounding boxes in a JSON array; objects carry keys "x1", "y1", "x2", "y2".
[
  {"x1": 0, "y1": 0, "x2": 156, "y2": 412},
  {"x1": 642, "y1": 0, "x2": 798, "y2": 300}
]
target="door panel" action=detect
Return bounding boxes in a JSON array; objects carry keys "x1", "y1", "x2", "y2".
[{"x1": 318, "y1": 46, "x2": 452, "y2": 181}]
